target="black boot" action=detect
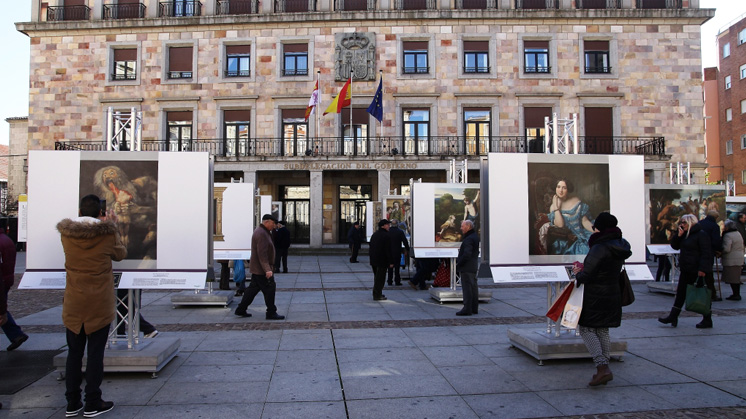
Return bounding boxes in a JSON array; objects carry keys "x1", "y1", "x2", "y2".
[
  {"x1": 658, "y1": 306, "x2": 681, "y2": 328},
  {"x1": 696, "y1": 314, "x2": 713, "y2": 329}
]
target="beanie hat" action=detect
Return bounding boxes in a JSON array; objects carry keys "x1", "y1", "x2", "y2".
[{"x1": 593, "y1": 212, "x2": 617, "y2": 231}]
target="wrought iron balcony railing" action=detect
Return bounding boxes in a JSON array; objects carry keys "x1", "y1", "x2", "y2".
[
  {"x1": 577, "y1": 0, "x2": 620, "y2": 9},
  {"x1": 335, "y1": 0, "x2": 376, "y2": 11},
  {"x1": 585, "y1": 66, "x2": 612, "y2": 74},
  {"x1": 217, "y1": 0, "x2": 258, "y2": 14},
  {"x1": 55, "y1": 136, "x2": 666, "y2": 158},
  {"x1": 103, "y1": 3, "x2": 146, "y2": 19},
  {"x1": 159, "y1": 1, "x2": 202, "y2": 17},
  {"x1": 516, "y1": 0, "x2": 559, "y2": 9},
  {"x1": 464, "y1": 66, "x2": 490, "y2": 73},
  {"x1": 636, "y1": 0, "x2": 681, "y2": 8},
  {"x1": 275, "y1": 0, "x2": 317, "y2": 12},
  {"x1": 395, "y1": 0, "x2": 436, "y2": 10},
  {"x1": 525, "y1": 65, "x2": 551, "y2": 73},
  {"x1": 47, "y1": 5, "x2": 91, "y2": 21}
]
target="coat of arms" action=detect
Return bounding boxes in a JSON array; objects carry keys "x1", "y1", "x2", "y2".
[{"x1": 334, "y1": 32, "x2": 376, "y2": 81}]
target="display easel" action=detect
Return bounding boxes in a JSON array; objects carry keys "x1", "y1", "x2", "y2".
[{"x1": 646, "y1": 245, "x2": 679, "y2": 295}]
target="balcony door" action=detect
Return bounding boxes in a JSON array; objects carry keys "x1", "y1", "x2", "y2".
[
  {"x1": 584, "y1": 107, "x2": 613, "y2": 154},
  {"x1": 524, "y1": 107, "x2": 551, "y2": 153}
]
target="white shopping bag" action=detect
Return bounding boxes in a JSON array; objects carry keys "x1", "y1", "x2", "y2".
[{"x1": 560, "y1": 282, "x2": 584, "y2": 329}]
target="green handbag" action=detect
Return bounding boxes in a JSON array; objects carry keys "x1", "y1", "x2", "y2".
[{"x1": 685, "y1": 276, "x2": 712, "y2": 315}]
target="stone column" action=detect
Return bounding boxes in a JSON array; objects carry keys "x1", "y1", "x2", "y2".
[
  {"x1": 145, "y1": 0, "x2": 159, "y2": 18},
  {"x1": 377, "y1": 169, "x2": 390, "y2": 202},
  {"x1": 243, "y1": 170, "x2": 257, "y2": 188},
  {"x1": 310, "y1": 170, "x2": 323, "y2": 248}
]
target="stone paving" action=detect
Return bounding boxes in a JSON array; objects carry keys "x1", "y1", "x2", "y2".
[{"x1": 2, "y1": 254, "x2": 746, "y2": 418}]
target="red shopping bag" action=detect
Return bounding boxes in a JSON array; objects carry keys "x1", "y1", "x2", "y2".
[
  {"x1": 433, "y1": 260, "x2": 451, "y2": 287},
  {"x1": 546, "y1": 282, "x2": 574, "y2": 322}
]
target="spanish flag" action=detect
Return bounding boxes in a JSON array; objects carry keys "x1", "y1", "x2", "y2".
[{"x1": 323, "y1": 77, "x2": 352, "y2": 115}]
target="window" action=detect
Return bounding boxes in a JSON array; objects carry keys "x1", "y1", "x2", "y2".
[
  {"x1": 742, "y1": 170, "x2": 746, "y2": 185},
  {"x1": 112, "y1": 48, "x2": 136, "y2": 81},
  {"x1": 584, "y1": 40, "x2": 610, "y2": 74},
  {"x1": 167, "y1": 111, "x2": 193, "y2": 151},
  {"x1": 728, "y1": 173, "x2": 734, "y2": 184},
  {"x1": 464, "y1": 109, "x2": 490, "y2": 155},
  {"x1": 741, "y1": 100, "x2": 746, "y2": 114},
  {"x1": 341, "y1": 108, "x2": 370, "y2": 156},
  {"x1": 403, "y1": 41, "x2": 429, "y2": 74},
  {"x1": 727, "y1": 108, "x2": 733, "y2": 121},
  {"x1": 168, "y1": 46, "x2": 193, "y2": 79},
  {"x1": 403, "y1": 109, "x2": 430, "y2": 155},
  {"x1": 223, "y1": 110, "x2": 250, "y2": 157},
  {"x1": 740, "y1": 29, "x2": 746, "y2": 45},
  {"x1": 282, "y1": 109, "x2": 308, "y2": 156},
  {"x1": 724, "y1": 42, "x2": 731, "y2": 58},
  {"x1": 463, "y1": 41, "x2": 489, "y2": 73},
  {"x1": 524, "y1": 40, "x2": 550, "y2": 73},
  {"x1": 282, "y1": 44, "x2": 308, "y2": 76},
  {"x1": 524, "y1": 107, "x2": 552, "y2": 153},
  {"x1": 726, "y1": 75, "x2": 732, "y2": 89},
  {"x1": 225, "y1": 45, "x2": 250, "y2": 77},
  {"x1": 741, "y1": 64, "x2": 746, "y2": 80},
  {"x1": 742, "y1": 134, "x2": 746, "y2": 149},
  {"x1": 727, "y1": 140, "x2": 733, "y2": 155}
]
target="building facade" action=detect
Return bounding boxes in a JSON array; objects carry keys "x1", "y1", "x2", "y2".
[
  {"x1": 711, "y1": 14, "x2": 746, "y2": 193},
  {"x1": 17, "y1": 0, "x2": 712, "y2": 246}
]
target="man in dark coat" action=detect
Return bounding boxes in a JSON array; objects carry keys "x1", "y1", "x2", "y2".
[
  {"x1": 387, "y1": 219, "x2": 410, "y2": 286},
  {"x1": 369, "y1": 219, "x2": 393, "y2": 301},
  {"x1": 736, "y1": 213, "x2": 746, "y2": 246},
  {"x1": 0, "y1": 218, "x2": 26, "y2": 351},
  {"x1": 699, "y1": 210, "x2": 722, "y2": 300},
  {"x1": 456, "y1": 220, "x2": 480, "y2": 316},
  {"x1": 347, "y1": 221, "x2": 362, "y2": 263},
  {"x1": 235, "y1": 214, "x2": 285, "y2": 320},
  {"x1": 273, "y1": 220, "x2": 291, "y2": 273}
]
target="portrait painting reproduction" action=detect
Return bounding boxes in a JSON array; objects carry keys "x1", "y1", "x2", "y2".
[
  {"x1": 384, "y1": 197, "x2": 412, "y2": 238},
  {"x1": 528, "y1": 162, "x2": 610, "y2": 257},
  {"x1": 433, "y1": 186, "x2": 480, "y2": 247},
  {"x1": 79, "y1": 160, "x2": 159, "y2": 261},
  {"x1": 648, "y1": 186, "x2": 725, "y2": 245}
]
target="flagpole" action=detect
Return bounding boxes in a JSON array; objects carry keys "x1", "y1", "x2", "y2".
[
  {"x1": 316, "y1": 70, "x2": 320, "y2": 153},
  {"x1": 349, "y1": 74, "x2": 353, "y2": 144},
  {"x1": 378, "y1": 70, "x2": 383, "y2": 141}
]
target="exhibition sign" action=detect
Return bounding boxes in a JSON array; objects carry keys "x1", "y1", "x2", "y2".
[
  {"x1": 487, "y1": 153, "x2": 650, "y2": 283},
  {"x1": 20, "y1": 151, "x2": 211, "y2": 289},
  {"x1": 412, "y1": 183, "x2": 480, "y2": 258},
  {"x1": 213, "y1": 182, "x2": 254, "y2": 260}
]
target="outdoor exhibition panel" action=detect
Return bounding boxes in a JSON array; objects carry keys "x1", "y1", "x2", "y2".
[
  {"x1": 213, "y1": 182, "x2": 254, "y2": 261},
  {"x1": 486, "y1": 153, "x2": 651, "y2": 283},
  {"x1": 20, "y1": 151, "x2": 211, "y2": 290},
  {"x1": 411, "y1": 182, "x2": 480, "y2": 258}
]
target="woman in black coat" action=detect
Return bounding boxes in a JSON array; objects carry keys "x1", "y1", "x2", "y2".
[
  {"x1": 658, "y1": 213, "x2": 713, "y2": 328},
  {"x1": 571, "y1": 212, "x2": 631, "y2": 386}
]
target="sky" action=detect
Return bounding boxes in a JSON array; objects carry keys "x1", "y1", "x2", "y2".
[{"x1": 0, "y1": 1, "x2": 744, "y2": 146}]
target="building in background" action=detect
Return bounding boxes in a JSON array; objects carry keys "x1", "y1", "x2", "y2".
[{"x1": 16, "y1": 0, "x2": 713, "y2": 246}]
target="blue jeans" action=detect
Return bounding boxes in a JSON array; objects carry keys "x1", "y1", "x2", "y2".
[{"x1": 1, "y1": 311, "x2": 25, "y2": 343}]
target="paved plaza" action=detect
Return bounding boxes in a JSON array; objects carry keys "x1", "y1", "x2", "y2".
[{"x1": 2, "y1": 253, "x2": 746, "y2": 418}]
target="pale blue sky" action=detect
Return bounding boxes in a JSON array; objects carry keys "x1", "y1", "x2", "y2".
[{"x1": 0, "y1": 0, "x2": 743, "y2": 146}]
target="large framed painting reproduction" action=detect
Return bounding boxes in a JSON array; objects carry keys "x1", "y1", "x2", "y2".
[
  {"x1": 21, "y1": 151, "x2": 211, "y2": 289},
  {"x1": 486, "y1": 153, "x2": 650, "y2": 283},
  {"x1": 412, "y1": 183, "x2": 480, "y2": 258},
  {"x1": 647, "y1": 184, "x2": 726, "y2": 247}
]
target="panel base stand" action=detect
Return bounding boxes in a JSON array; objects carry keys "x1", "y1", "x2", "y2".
[
  {"x1": 54, "y1": 337, "x2": 180, "y2": 376},
  {"x1": 429, "y1": 288, "x2": 492, "y2": 304},
  {"x1": 171, "y1": 290, "x2": 234, "y2": 307},
  {"x1": 508, "y1": 328, "x2": 626, "y2": 365},
  {"x1": 647, "y1": 281, "x2": 677, "y2": 295}
]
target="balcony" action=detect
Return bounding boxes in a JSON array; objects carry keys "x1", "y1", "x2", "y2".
[
  {"x1": 335, "y1": 0, "x2": 376, "y2": 11},
  {"x1": 47, "y1": 5, "x2": 90, "y2": 21},
  {"x1": 636, "y1": 0, "x2": 681, "y2": 8},
  {"x1": 217, "y1": 0, "x2": 258, "y2": 14},
  {"x1": 577, "y1": 0, "x2": 621, "y2": 9},
  {"x1": 516, "y1": 0, "x2": 558, "y2": 9},
  {"x1": 103, "y1": 3, "x2": 146, "y2": 19},
  {"x1": 55, "y1": 136, "x2": 666, "y2": 158},
  {"x1": 275, "y1": 0, "x2": 317, "y2": 12},
  {"x1": 159, "y1": 1, "x2": 202, "y2": 17},
  {"x1": 395, "y1": 0, "x2": 436, "y2": 11},
  {"x1": 456, "y1": 0, "x2": 497, "y2": 9}
]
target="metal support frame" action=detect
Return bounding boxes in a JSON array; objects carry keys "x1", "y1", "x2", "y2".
[
  {"x1": 727, "y1": 180, "x2": 736, "y2": 197},
  {"x1": 106, "y1": 107, "x2": 142, "y2": 151},
  {"x1": 669, "y1": 162, "x2": 691, "y2": 185},
  {"x1": 544, "y1": 113, "x2": 578, "y2": 155},
  {"x1": 111, "y1": 288, "x2": 142, "y2": 349}
]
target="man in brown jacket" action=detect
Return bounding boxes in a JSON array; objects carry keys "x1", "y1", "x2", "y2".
[
  {"x1": 235, "y1": 214, "x2": 285, "y2": 320},
  {"x1": 58, "y1": 194, "x2": 126, "y2": 418}
]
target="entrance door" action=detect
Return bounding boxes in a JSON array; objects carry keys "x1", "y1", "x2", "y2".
[
  {"x1": 281, "y1": 185, "x2": 310, "y2": 244},
  {"x1": 339, "y1": 199, "x2": 368, "y2": 243}
]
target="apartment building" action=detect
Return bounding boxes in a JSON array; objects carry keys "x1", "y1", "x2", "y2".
[{"x1": 16, "y1": 0, "x2": 712, "y2": 246}]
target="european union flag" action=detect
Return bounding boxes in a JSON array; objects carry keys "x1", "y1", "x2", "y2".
[{"x1": 366, "y1": 78, "x2": 383, "y2": 122}]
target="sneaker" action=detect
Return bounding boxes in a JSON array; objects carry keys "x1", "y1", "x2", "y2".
[
  {"x1": 143, "y1": 330, "x2": 159, "y2": 339},
  {"x1": 66, "y1": 400, "x2": 84, "y2": 417},
  {"x1": 83, "y1": 401, "x2": 114, "y2": 417},
  {"x1": 7, "y1": 334, "x2": 28, "y2": 351}
]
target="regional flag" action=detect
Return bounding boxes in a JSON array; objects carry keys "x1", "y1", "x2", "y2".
[
  {"x1": 323, "y1": 77, "x2": 352, "y2": 115},
  {"x1": 304, "y1": 81, "x2": 319, "y2": 121},
  {"x1": 366, "y1": 78, "x2": 383, "y2": 122}
]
